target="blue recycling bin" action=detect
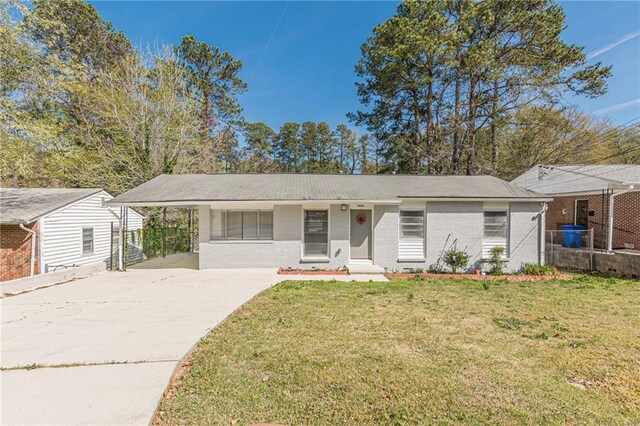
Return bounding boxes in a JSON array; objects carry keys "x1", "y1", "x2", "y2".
[{"x1": 561, "y1": 225, "x2": 585, "y2": 248}]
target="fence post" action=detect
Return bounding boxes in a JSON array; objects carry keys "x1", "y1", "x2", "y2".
[
  {"x1": 590, "y1": 228, "x2": 594, "y2": 271},
  {"x1": 162, "y1": 207, "x2": 167, "y2": 258},
  {"x1": 110, "y1": 222, "x2": 114, "y2": 271},
  {"x1": 550, "y1": 230, "x2": 554, "y2": 266}
]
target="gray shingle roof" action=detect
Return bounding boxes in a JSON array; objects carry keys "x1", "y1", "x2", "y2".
[
  {"x1": 107, "y1": 174, "x2": 546, "y2": 205},
  {"x1": 0, "y1": 188, "x2": 103, "y2": 224},
  {"x1": 512, "y1": 164, "x2": 640, "y2": 195}
]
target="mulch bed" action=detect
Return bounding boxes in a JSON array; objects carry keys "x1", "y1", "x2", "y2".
[
  {"x1": 385, "y1": 272, "x2": 569, "y2": 281},
  {"x1": 278, "y1": 268, "x2": 349, "y2": 275}
]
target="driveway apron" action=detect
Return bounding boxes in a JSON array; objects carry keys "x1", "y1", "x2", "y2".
[{"x1": 1, "y1": 263, "x2": 279, "y2": 425}]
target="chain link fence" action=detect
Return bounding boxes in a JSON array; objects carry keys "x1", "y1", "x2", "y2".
[
  {"x1": 110, "y1": 226, "x2": 192, "y2": 270},
  {"x1": 545, "y1": 228, "x2": 594, "y2": 271}
]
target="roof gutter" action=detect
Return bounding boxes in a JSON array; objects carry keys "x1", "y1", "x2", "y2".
[
  {"x1": 19, "y1": 223, "x2": 37, "y2": 277},
  {"x1": 105, "y1": 199, "x2": 404, "y2": 207},
  {"x1": 106, "y1": 207, "x2": 124, "y2": 271},
  {"x1": 398, "y1": 197, "x2": 553, "y2": 202},
  {"x1": 535, "y1": 202, "x2": 549, "y2": 266},
  {"x1": 106, "y1": 197, "x2": 552, "y2": 207}
]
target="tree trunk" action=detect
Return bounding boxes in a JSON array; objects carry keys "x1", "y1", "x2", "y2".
[
  {"x1": 465, "y1": 75, "x2": 478, "y2": 175},
  {"x1": 425, "y1": 64, "x2": 434, "y2": 174},
  {"x1": 490, "y1": 81, "x2": 500, "y2": 176},
  {"x1": 412, "y1": 88, "x2": 421, "y2": 173},
  {"x1": 451, "y1": 53, "x2": 462, "y2": 174}
]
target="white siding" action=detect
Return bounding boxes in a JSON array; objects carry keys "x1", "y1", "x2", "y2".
[{"x1": 41, "y1": 191, "x2": 143, "y2": 272}]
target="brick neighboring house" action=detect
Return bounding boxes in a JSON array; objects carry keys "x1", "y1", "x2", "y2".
[
  {"x1": 0, "y1": 222, "x2": 40, "y2": 281},
  {"x1": 513, "y1": 164, "x2": 640, "y2": 251},
  {"x1": 0, "y1": 188, "x2": 143, "y2": 282}
]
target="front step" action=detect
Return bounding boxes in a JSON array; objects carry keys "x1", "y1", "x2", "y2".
[{"x1": 346, "y1": 263, "x2": 386, "y2": 274}]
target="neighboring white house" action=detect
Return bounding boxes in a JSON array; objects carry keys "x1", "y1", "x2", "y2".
[
  {"x1": 107, "y1": 174, "x2": 551, "y2": 273},
  {"x1": 0, "y1": 188, "x2": 143, "y2": 281}
]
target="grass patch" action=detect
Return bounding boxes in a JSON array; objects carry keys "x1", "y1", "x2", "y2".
[{"x1": 155, "y1": 276, "x2": 640, "y2": 425}]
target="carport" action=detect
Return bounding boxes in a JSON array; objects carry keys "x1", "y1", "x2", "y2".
[{"x1": 108, "y1": 198, "x2": 199, "y2": 271}]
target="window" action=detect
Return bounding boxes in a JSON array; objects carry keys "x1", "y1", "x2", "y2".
[
  {"x1": 210, "y1": 210, "x2": 273, "y2": 240},
  {"x1": 82, "y1": 227, "x2": 94, "y2": 254},
  {"x1": 399, "y1": 210, "x2": 424, "y2": 240},
  {"x1": 259, "y1": 211, "x2": 273, "y2": 239},
  {"x1": 304, "y1": 210, "x2": 329, "y2": 257},
  {"x1": 483, "y1": 210, "x2": 509, "y2": 258},
  {"x1": 399, "y1": 210, "x2": 425, "y2": 259}
]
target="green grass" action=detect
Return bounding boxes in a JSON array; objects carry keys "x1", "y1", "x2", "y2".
[{"x1": 155, "y1": 275, "x2": 640, "y2": 425}]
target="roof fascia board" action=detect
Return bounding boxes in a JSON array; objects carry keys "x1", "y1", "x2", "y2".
[
  {"x1": 398, "y1": 197, "x2": 552, "y2": 202},
  {"x1": 107, "y1": 197, "x2": 552, "y2": 207},
  {"x1": 107, "y1": 199, "x2": 403, "y2": 207}
]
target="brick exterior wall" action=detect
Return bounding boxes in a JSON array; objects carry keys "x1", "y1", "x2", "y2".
[
  {"x1": 545, "y1": 191, "x2": 639, "y2": 249},
  {"x1": 0, "y1": 222, "x2": 40, "y2": 281}
]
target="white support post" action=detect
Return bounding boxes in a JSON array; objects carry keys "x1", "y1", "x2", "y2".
[{"x1": 608, "y1": 187, "x2": 633, "y2": 252}]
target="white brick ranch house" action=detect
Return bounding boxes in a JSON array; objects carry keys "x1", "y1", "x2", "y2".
[{"x1": 107, "y1": 174, "x2": 551, "y2": 273}]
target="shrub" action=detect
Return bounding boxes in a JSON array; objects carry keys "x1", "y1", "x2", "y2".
[
  {"x1": 442, "y1": 242, "x2": 470, "y2": 274},
  {"x1": 488, "y1": 246, "x2": 506, "y2": 275},
  {"x1": 521, "y1": 263, "x2": 558, "y2": 276}
]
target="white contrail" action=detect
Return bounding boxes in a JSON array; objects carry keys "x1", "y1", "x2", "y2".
[
  {"x1": 252, "y1": 1, "x2": 289, "y2": 80},
  {"x1": 593, "y1": 98, "x2": 640, "y2": 115},
  {"x1": 586, "y1": 31, "x2": 640, "y2": 60}
]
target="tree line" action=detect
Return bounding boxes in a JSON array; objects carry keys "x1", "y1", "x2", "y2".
[
  {"x1": 1, "y1": 0, "x2": 638, "y2": 196},
  {"x1": 350, "y1": 0, "x2": 639, "y2": 176},
  {"x1": 239, "y1": 121, "x2": 391, "y2": 174},
  {"x1": 1, "y1": 0, "x2": 248, "y2": 194}
]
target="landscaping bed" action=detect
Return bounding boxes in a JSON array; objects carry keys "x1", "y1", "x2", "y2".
[
  {"x1": 155, "y1": 275, "x2": 640, "y2": 425},
  {"x1": 385, "y1": 272, "x2": 569, "y2": 281},
  {"x1": 277, "y1": 267, "x2": 349, "y2": 275}
]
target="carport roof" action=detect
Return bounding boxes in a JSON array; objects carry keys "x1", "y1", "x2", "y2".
[
  {"x1": 107, "y1": 174, "x2": 548, "y2": 206},
  {"x1": 512, "y1": 164, "x2": 640, "y2": 195},
  {"x1": 0, "y1": 188, "x2": 103, "y2": 224}
]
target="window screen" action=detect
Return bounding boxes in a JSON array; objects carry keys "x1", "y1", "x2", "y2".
[
  {"x1": 484, "y1": 211, "x2": 508, "y2": 239},
  {"x1": 259, "y1": 211, "x2": 273, "y2": 240},
  {"x1": 399, "y1": 210, "x2": 424, "y2": 240},
  {"x1": 304, "y1": 210, "x2": 328, "y2": 257},
  {"x1": 483, "y1": 210, "x2": 509, "y2": 259},
  {"x1": 210, "y1": 210, "x2": 273, "y2": 240}
]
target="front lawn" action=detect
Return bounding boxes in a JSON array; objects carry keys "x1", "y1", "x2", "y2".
[{"x1": 156, "y1": 275, "x2": 640, "y2": 425}]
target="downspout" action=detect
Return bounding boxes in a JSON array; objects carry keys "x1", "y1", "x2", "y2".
[
  {"x1": 106, "y1": 206, "x2": 124, "y2": 271},
  {"x1": 607, "y1": 186, "x2": 633, "y2": 252},
  {"x1": 535, "y1": 202, "x2": 548, "y2": 265},
  {"x1": 19, "y1": 223, "x2": 37, "y2": 276}
]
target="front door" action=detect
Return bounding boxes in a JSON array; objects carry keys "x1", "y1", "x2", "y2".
[
  {"x1": 575, "y1": 200, "x2": 588, "y2": 227},
  {"x1": 350, "y1": 209, "x2": 372, "y2": 259}
]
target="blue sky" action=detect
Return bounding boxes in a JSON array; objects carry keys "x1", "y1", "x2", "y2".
[{"x1": 91, "y1": 1, "x2": 640, "y2": 133}]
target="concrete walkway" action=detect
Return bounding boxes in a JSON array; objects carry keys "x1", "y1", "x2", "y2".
[
  {"x1": 1, "y1": 257, "x2": 280, "y2": 425},
  {"x1": 1, "y1": 254, "x2": 387, "y2": 425}
]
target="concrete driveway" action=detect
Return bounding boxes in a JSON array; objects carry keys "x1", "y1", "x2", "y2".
[{"x1": 1, "y1": 255, "x2": 281, "y2": 425}]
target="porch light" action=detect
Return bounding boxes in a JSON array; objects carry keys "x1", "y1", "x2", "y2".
[{"x1": 341, "y1": 204, "x2": 347, "y2": 211}]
